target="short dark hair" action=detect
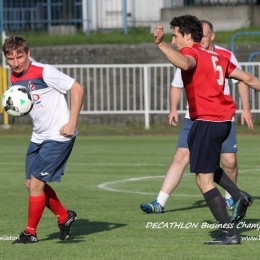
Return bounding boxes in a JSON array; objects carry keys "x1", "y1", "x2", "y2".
[
  {"x1": 170, "y1": 15, "x2": 203, "y2": 43},
  {"x1": 2, "y1": 36, "x2": 29, "y2": 56}
]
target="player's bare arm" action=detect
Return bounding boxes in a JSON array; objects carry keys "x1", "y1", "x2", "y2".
[
  {"x1": 168, "y1": 86, "x2": 182, "y2": 126},
  {"x1": 231, "y1": 68, "x2": 260, "y2": 92},
  {"x1": 154, "y1": 23, "x2": 196, "y2": 71},
  {"x1": 60, "y1": 81, "x2": 85, "y2": 136},
  {"x1": 237, "y1": 81, "x2": 254, "y2": 129}
]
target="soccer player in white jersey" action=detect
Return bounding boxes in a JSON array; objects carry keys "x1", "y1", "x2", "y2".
[
  {"x1": 140, "y1": 20, "x2": 253, "y2": 214},
  {"x1": 2, "y1": 36, "x2": 84, "y2": 244}
]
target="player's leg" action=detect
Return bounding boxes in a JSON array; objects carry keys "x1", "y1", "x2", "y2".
[
  {"x1": 140, "y1": 148, "x2": 190, "y2": 213},
  {"x1": 26, "y1": 175, "x2": 46, "y2": 234},
  {"x1": 39, "y1": 138, "x2": 77, "y2": 240},
  {"x1": 13, "y1": 139, "x2": 77, "y2": 244},
  {"x1": 221, "y1": 153, "x2": 237, "y2": 184},
  {"x1": 208, "y1": 123, "x2": 251, "y2": 224},
  {"x1": 140, "y1": 118, "x2": 192, "y2": 213},
  {"x1": 159, "y1": 147, "x2": 190, "y2": 196},
  {"x1": 197, "y1": 173, "x2": 240, "y2": 245},
  {"x1": 13, "y1": 142, "x2": 44, "y2": 244},
  {"x1": 220, "y1": 121, "x2": 238, "y2": 210},
  {"x1": 189, "y1": 121, "x2": 242, "y2": 245},
  {"x1": 220, "y1": 153, "x2": 237, "y2": 210}
]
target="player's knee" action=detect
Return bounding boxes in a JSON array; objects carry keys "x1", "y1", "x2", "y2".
[
  {"x1": 173, "y1": 149, "x2": 189, "y2": 165},
  {"x1": 196, "y1": 178, "x2": 203, "y2": 191},
  {"x1": 25, "y1": 179, "x2": 30, "y2": 190},
  {"x1": 222, "y1": 159, "x2": 237, "y2": 171}
]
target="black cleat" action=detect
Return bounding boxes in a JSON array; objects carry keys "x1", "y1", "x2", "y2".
[
  {"x1": 231, "y1": 191, "x2": 252, "y2": 223},
  {"x1": 12, "y1": 231, "x2": 38, "y2": 244},
  {"x1": 58, "y1": 210, "x2": 77, "y2": 240},
  {"x1": 204, "y1": 233, "x2": 240, "y2": 245}
]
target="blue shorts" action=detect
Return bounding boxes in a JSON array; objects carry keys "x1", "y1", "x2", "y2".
[
  {"x1": 25, "y1": 137, "x2": 76, "y2": 182},
  {"x1": 177, "y1": 118, "x2": 237, "y2": 153},
  {"x1": 187, "y1": 120, "x2": 231, "y2": 173}
]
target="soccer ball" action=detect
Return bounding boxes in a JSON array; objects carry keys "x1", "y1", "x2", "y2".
[{"x1": 1, "y1": 85, "x2": 34, "y2": 117}]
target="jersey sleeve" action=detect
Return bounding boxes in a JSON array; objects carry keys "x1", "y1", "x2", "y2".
[
  {"x1": 173, "y1": 47, "x2": 198, "y2": 88},
  {"x1": 229, "y1": 52, "x2": 241, "y2": 84},
  {"x1": 171, "y1": 68, "x2": 184, "y2": 88},
  {"x1": 180, "y1": 46, "x2": 198, "y2": 61},
  {"x1": 43, "y1": 64, "x2": 75, "y2": 93},
  {"x1": 226, "y1": 60, "x2": 237, "y2": 78}
]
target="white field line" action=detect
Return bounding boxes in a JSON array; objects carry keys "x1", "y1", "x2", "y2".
[
  {"x1": 98, "y1": 176, "x2": 200, "y2": 197},
  {"x1": 1, "y1": 161, "x2": 259, "y2": 197},
  {"x1": 97, "y1": 168, "x2": 260, "y2": 197}
]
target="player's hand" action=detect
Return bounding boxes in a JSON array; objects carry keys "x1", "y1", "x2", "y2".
[
  {"x1": 168, "y1": 111, "x2": 178, "y2": 127},
  {"x1": 154, "y1": 23, "x2": 164, "y2": 45},
  {"x1": 59, "y1": 123, "x2": 76, "y2": 137},
  {"x1": 241, "y1": 109, "x2": 254, "y2": 129}
]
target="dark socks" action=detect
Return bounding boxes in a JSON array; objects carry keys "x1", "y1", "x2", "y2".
[
  {"x1": 214, "y1": 167, "x2": 241, "y2": 202},
  {"x1": 203, "y1": 187, "x2": 236, "y2": 236}
]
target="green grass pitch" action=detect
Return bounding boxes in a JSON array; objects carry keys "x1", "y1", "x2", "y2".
[{"x1": 0, "y1": 133, "x2": 260, "y2": 260}]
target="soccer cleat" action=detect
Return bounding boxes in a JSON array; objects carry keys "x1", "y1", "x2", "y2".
[
  {"x1": 58, "y1": 210, "x2": 77, "y2": 240},
  {"x1": 231, "y1": 191, "x2": 252, "y2": 223},
  {"x1": 12, "y1": 231, "x2": 38, "y2": 244},
  {"x1": 225, "y1": 197, "x2": 234, "y2": 211},
  {"x1": 204, "y1": 233, "x2": 240, "y2": 245},
  {"x1": 140, "y1": 199, "x2": 164, "y2": 213}
]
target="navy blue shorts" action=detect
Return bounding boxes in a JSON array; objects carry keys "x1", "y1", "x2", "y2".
[
  {"x1": 25, "y1": 137, "x2": 76, "y2": 182},
  {"x1": 177, "y1": 118, "x2": 237, "y2": 153},
  {"x1": 187, "y1": 120, "x2": 231, "y2": 173}
]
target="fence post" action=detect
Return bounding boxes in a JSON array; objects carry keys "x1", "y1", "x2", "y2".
[
  {"x1": 47, "y1": 0, "x2": 52, "y2": 34},
  {"x1": 0, "y1": 66, "x2": 9, "y2": 126},
  {"x1": 0, "y1": 0, "x2": 3, "y2": 35},
  {"x1": 143, "y1": 65, "x2": 150, "y2": 129},
  {"x1": 122, "y1": 0, "x2": 127, "y2": 35},
  {"x1": 230, "y1": 32, "x2": 260, "y2": 55}
]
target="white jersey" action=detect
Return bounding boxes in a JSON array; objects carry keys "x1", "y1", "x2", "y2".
[
  {"x1": 10, "y1": 61, "x2": 76, "y2": 143},
  {"x1": 171, "y1": 45, "x2": 241, "y2": 119}
]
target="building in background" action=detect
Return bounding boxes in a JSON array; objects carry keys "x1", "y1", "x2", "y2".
[
  {"x1": 0, "y1": 0, "x2": 174, "y2": 35},
  {"x1": 0, "y1": 0, "x2": 259, "y2": 35}
]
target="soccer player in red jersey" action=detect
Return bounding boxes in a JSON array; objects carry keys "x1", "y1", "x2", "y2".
[
  {"x1": 153, "y1": 15, "x2": 260, "y2": 245},
  {"x1": 140, "y1": 20, "x2": 253, "y2": 214}
]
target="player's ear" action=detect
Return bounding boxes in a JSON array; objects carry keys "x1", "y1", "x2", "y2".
[
  {"x1": 186, "y1": 33, "x2": 192, "y2": 41},
  {"x1": 211, "y1": 32, "x2": 215, "y2": 41}
]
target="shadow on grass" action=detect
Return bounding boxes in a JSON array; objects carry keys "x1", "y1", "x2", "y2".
[
  {"x1": 205, "y1": 217, "x2": 260, "y2": 239},
  {"x1": 41, "y1": 219, "x2": 127, "y2": 244},
  {"x1": 164, "y1": 194, "x2": 260, "y2": 214},
  {"x1": 164, "y1": 199, "x2": 208, "y2": 213}
]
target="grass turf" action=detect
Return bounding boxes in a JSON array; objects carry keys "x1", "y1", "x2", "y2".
[{"x1": 0, "y1": 133, "x2": 260, "y2": 259}]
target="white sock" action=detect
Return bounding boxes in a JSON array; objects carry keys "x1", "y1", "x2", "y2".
[
  {"x1": 224, "y1": 191, "x2": 232, "y2": 199},
  {"x1": 157, "y1": 191, "x2": 169, "y2": 207}
]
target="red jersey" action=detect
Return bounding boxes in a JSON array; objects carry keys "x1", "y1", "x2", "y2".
[{"x1": 180, "y1": 43, "x2": 237, "y2": 121}]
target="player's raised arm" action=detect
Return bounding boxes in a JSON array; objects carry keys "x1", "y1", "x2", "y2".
[{"x1": 154, "y1": 23, "x2": 196, "y2": 71}]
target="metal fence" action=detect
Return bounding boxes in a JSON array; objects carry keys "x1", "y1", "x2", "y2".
[
  {"x1": 0, "y1": 0, "x2": 173, "y2": 34},
  {"x1": 0, "y1": 0, "x2": 259, "y2": 35},
  {"x1": 0, "y1": 0, "x2": 83, "y2": 33},
  {"x1": 193, "y1": 0, "x2": 258, "y2": 5},
  {"x1": 3, "y1": 62, "x2": 260, "y2": 129}
]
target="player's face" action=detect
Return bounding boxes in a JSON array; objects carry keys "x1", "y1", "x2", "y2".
[
  {"x1": 171, "y1": 27, "x2": 191, "y2": 50},
  {"x1": 5, "y1": 50, "x2": 31, "y2": 76},
  {"x1": 200, "y1": 24, "x2": 215, "y2": 51}
]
